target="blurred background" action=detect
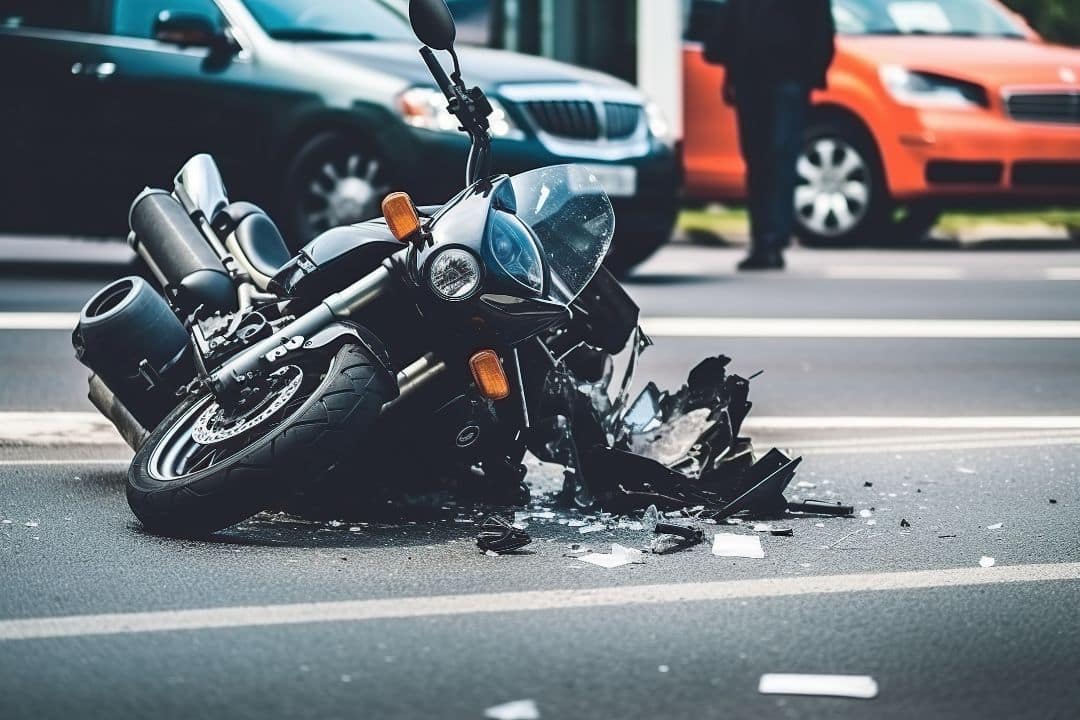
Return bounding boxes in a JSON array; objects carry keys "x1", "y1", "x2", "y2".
[{"x1": 1, "y1": 0, "x2": 1078, "y2": 268}]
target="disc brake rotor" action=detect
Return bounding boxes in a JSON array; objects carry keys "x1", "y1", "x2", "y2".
[{"x1": 192, "y1": 366, "x2": 304, "y2": 445}]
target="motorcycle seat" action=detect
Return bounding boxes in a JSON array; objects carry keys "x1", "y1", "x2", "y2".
[{"x1": 212, "y1": 202, "x2": 293, "y2": 281}]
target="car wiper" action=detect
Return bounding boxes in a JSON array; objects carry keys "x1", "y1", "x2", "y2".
[{"x1": 267, "y1": 29, "x2": 379, "y2": 41}]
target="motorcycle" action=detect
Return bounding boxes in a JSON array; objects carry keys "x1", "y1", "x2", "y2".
[{"x1": 73, "y1": 0, "x2": 809, "y2": 537}]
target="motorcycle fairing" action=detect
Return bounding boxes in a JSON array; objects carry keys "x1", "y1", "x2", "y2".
[{"x1": 271, "y1": 222, "x2": 403, "y2": 298}]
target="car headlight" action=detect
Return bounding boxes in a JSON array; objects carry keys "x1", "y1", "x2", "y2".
[
  {"x1": 398, "y1": 87, "x2": 524, "y2": 140},
  {"x1": 645, "y1": 100, "x2": 673, "y2": 145},
  {"x1": 429, "y1": 248, "x2": 481, "y2": 300},
  {"x1": 879, "y1": 65, "x2": 988, "y2": 109}
]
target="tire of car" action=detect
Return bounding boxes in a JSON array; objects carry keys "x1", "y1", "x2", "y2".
[
  {"x1": 892, "y1": 202, "x2": 944, "y2": 244},
  {"x1": 282, "y1": 131, "x2": 396, "y2": 250},
  {"x1": 127, "y1": 342, "x2": 396, "y2": 537},
  {"x1": 603, "y1": 230, "x2": 672, "y2": 277},
  {"x1": 794, "y1": 120, "x2": 891, "y2": 248}
]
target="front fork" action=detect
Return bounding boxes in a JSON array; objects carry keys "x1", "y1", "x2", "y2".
[{"x1": 207, "y1": 256, "x2": 444, "y2": 404}]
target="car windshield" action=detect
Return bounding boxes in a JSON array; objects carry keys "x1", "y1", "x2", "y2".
[
  {"x1": 833, "y1": 0, "x2": 1027, "y2": 38},
  {"x1": 509, "y1": 165, "x2": 616, "y2": 305},
  {"x1": 241, "y1": 0, "x2": 413, "y2": 41}
]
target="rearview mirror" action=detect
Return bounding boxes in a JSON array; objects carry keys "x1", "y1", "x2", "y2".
[
  {"x1": 409, "y1": 0, "x2": 456, "y2": 51},
  {"x1": 153, "y1": 11, "x2": 227, "y2": 51}
]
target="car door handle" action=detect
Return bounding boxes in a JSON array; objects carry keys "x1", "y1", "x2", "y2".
[{"x1": 71, "y1": 62, "x2": 117, "y2": 79}]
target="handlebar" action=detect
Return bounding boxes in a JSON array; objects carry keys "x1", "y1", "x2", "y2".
[{"x1": 420, "y1": 46, "x2": 454, "y2": 100}]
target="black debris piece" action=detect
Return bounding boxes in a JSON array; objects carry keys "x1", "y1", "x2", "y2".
[
  {"x1": 1049, "y1": 499, "x2": 1058, "y2": 504},
  {"x1": 476, "y1": 515, "x2": 531, "y2": 554},
  {"x1": 654, "y1": 522, "x2": 705, "y2": 544},
  {"x1": 863, "y1": 481, "x2": 873, "y2": 487},
  {"x1": 769, "y1": 527, "x2": 794, "y2": 536},
  {"x1": 787, "y1": 499, "x2": 855, "y2": 517},
  {"x1": 900, "y1": 519, "x2": 911, "y2": 528}
]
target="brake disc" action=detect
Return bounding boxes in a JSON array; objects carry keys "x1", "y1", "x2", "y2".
[{"x1": 192, "y1": 366, "x2": 304, "y2": 445}]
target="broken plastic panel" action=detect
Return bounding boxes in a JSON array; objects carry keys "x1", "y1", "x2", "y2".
[{"x1": 476, "y1": 515, "x2": 532, "y2": 553}]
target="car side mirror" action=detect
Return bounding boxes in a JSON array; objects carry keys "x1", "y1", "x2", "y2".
[
  {"x1": 409, "y1": 0, "x2": 457, "y2": 51},
  {"x1": 153, "y1": 11, "x2": 233, "y2": 52}
]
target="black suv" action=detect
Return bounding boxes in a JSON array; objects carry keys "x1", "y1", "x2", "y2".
[{"x1": 0, "y1": 0, "x2": 680, "y2": 271}]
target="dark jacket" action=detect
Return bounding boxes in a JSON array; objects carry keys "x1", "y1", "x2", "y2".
[{"x1": 704, "y1": 0, "x2": 836, "y2": 90}]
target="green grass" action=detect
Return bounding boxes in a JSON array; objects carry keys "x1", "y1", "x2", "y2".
[{"x1": 678, "y1": 206, "x2": 1080, "y2": 237}]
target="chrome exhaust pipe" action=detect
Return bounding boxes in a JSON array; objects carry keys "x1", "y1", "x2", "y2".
[{"x1": 87, "y1": 374, "x2": 149, "y2": 451}]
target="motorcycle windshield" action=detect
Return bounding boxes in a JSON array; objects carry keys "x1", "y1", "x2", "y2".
[{"x1": 509, "y1": 165, "x2": 615, "y2": 305}]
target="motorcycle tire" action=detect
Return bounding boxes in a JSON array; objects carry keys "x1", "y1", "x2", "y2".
[{"x1": 127, "y1": 342, "x2": 395, "y2": 537}]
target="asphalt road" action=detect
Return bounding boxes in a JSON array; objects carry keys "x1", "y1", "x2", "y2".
[{"x1": 1, "y1": 239, "x2": 1079, "y2": 719}]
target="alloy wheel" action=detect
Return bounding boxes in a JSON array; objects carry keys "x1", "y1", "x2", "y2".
[
  {"x1": 301, "y1": 151, "x2": 392, "y2": 236},
  {"x1": 794, "y1": 137, "x2": 871, "y2": 238}
]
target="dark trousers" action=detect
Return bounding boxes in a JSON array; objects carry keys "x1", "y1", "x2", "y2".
[{"x1": 735, "y1": 81, "x2": 810, "y2": 252}]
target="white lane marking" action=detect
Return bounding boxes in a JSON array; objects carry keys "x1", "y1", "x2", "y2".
[
  {"x1": 0, "y1": 312, "x2": 77, "y2": 330},
  {"x1": 774, "y1": 429, "x2": 1080, "y2": 455},
  {"x1": 824, "y1": 265, "x2": 965, "y2": 280},
  {"x1": 6, "y1": 413, "x2": 1080, "y2": 446},
  {"x1": 643, "y1": 317, "x2": 1080, "y2": 338},
  {"x1": 799, "y1": 435, "x2": 1080, "y2": 456},
  {"x1": 1, "y1": 562, "x2": 1077, "y2": 642},
  {"x1": 6, "y1": 314, "x2": 1080, "y2": 339},
  {"x1": 744, "y1": 416, "x2": 1080, "y2": 430},
  {"x1": 0, "y1": 412, "x2": 123, "y2": 445},
  {"x1": 0, "y1": 458, "x2": 128, "y2": 467},
  {"x1": 1046, "y1": 268, "x2": 1080, "y2": 281}
]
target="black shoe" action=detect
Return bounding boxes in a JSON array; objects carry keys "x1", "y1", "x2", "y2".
[{"x1": 737, "y1": 249, "x2": 785, "y2": 271}]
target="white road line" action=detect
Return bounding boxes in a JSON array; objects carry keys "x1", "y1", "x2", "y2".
[
  {"x1": 0, "y1": 458, "x2": 128, "y2": 466},
  {"x1": 824, "y1": 265, "x2": 965, "y2": 280},
  {"x1": 744, "y1": 416, "x2": 1080, "y2": 430},
  {"x1": 6, "y1": 413, "x2": 1080, "y2": 446},
  {"x1": 774, "y1": 429, "x2": 1080, "y2": 455},
  {"x1": 6, "y1": 314, "x2": 1080, "y2": 339},
  {"x1": 0, "y1": 412, "x2": 123, "y2": 445},
  {"x1": 0, "y1": 312, "x2": 77, "y2": 330},
  {"x1": 800, "y1": 435, "x2": 1080, "y2": 456},
  {"x1": 642, "y1": 317, "x2": 1080, "y2": 338},
  {"x1": 1046, "y1": 268, "x2": 1080, "y2": 281},
  {"x1": 0, "y1": 562, "x2": 1076, "y2": 642}
]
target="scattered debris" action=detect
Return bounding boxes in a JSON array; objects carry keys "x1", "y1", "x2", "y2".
[
  {"x1": 578, "y1": 523, "x2": 607, "y2": 534},
  {"x1": 979, "y1": 556, "x2": 996, "y2": 568},
  {"x1": 986, "y1": 523, "x2": 1003, "y2": 530},
  {"x1": 711, "y1": 533, "x2": 764, "y2": 559},
  {"x1": 955, "y1": 466, "x2": 976, "y2": 475},
  {"x1": 476, "y1": 516, "x2": 532, "y2": 554},
  {"x1": 658, "y1": 665, "x2": 670, "y2": 673},
  {"x1": 863, "y1": 481, "x2": 873, "y2": 487},
  {"x1": 788, "y1": 500, "x2": 853, "y2": 517},
  {"x1": 758, "y1": 673, "x2": 878, "y2": 699},
  {"x1": 24, "y1": 521, "x2": 38, "y2": 528},
  {"x1": 795, "y1": 481, "x2": 817, "y2": 489},
  {"x1": 858, "y1": 509, "x2": 873, "y2": 519},
  {"x1": 484, "y1": 699, "x2": 540, "y2": 720},
  {"x1": 900, "y1": 519, "x2": 911, "y2": 528},
  {"x1": 769, "y1": 527, "x2": 794, "y2": 537},
  {"x1": 577, "y1": 543, "x2": 645, "y2": 568},
  {"x1": 938, "y1": 534, "x2": 957, "y2": 539},
  {"x1": 1049, "y1": 499, "x2": 1058, "y2": 504}
]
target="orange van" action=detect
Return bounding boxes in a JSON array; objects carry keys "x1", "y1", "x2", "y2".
[{"x1": 683, "y1": 0, "x2": 1080, "y2": 245}]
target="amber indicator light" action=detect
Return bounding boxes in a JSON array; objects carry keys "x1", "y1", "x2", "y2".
[
  {"x1": 382, "y1": 191, "x2": 422, "y2": 242},
  {"x1": 469, "y1": 350, "x2": 511, "y2": 400}
]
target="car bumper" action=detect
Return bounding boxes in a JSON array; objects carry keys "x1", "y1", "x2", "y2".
[
  {"x1": 883, "y1": 109, "x2": 1080, "y2": 203},
  {"x1": 387, "y1": 128, "x2": 681, "y2": 236}
]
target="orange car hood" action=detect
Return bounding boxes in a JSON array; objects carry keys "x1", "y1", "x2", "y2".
[{"x1": 842, "y1": 36, "x2": 1080, "y2": 86}]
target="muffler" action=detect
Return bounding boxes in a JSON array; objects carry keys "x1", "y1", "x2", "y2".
[
  {"x1": 129, "y1": 189, "x2": 236, "y2": 318},
  {"x1": 73, "y1": 276, "x2": 194, "y2": 436}
]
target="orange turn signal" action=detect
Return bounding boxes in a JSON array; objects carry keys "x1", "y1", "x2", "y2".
[
  {"x1": 469, "y1": 350, "x2": 511, "y2": 401},
  {"x1": 382, "y1": 191, "x2": 422, "y2": 242}
]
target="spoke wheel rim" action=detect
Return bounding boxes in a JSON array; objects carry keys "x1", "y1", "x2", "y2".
[
  {"x1": 300, "y1": 149, "x2": 392, "y2": 236},
  {"x1": 794, "y1": 136, "x2": 871, "y2": 237},
  {"x1": 148, "y1": 359, "x2": 333, "y2": 482}
]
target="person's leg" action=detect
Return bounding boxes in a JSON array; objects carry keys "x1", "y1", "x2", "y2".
[
  {"x1": 763, "y1": 81, "x2": 811, "y2": 251},
  {"x1": 735, "y1": 89, "x2": 772, "y2": 252}
]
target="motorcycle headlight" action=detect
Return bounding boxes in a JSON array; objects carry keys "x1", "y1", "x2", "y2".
[
  {"x1": 398, "y1": 87, "x2": 524, "y2": 140},
  {"x1": 428, "y1": 248, "x2": 481, "y2": 300},
  {"x1": 879, "y1": 65, "x2": 988, "y2": 109},
  {"x1": 488, "y1": 213, "x2": 544, "y2": 294}
]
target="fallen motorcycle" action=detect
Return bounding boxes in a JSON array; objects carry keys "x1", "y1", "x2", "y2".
[{"x1": 72, "y1": 0, "x2": 815, "y2": 537}]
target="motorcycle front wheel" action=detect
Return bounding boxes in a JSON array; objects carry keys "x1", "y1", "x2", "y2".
[{"x1": 127, "y1": 342, "x2": 395, "y2": 537}]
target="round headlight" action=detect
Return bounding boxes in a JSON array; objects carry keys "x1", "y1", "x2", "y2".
[{"x1": 428, "y1": 248, "x2": 481, "y2": 300}]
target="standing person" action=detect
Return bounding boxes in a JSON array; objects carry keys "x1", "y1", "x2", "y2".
[{"x1": 705, "y1": 0, "x2": 836, "y2": 270}]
